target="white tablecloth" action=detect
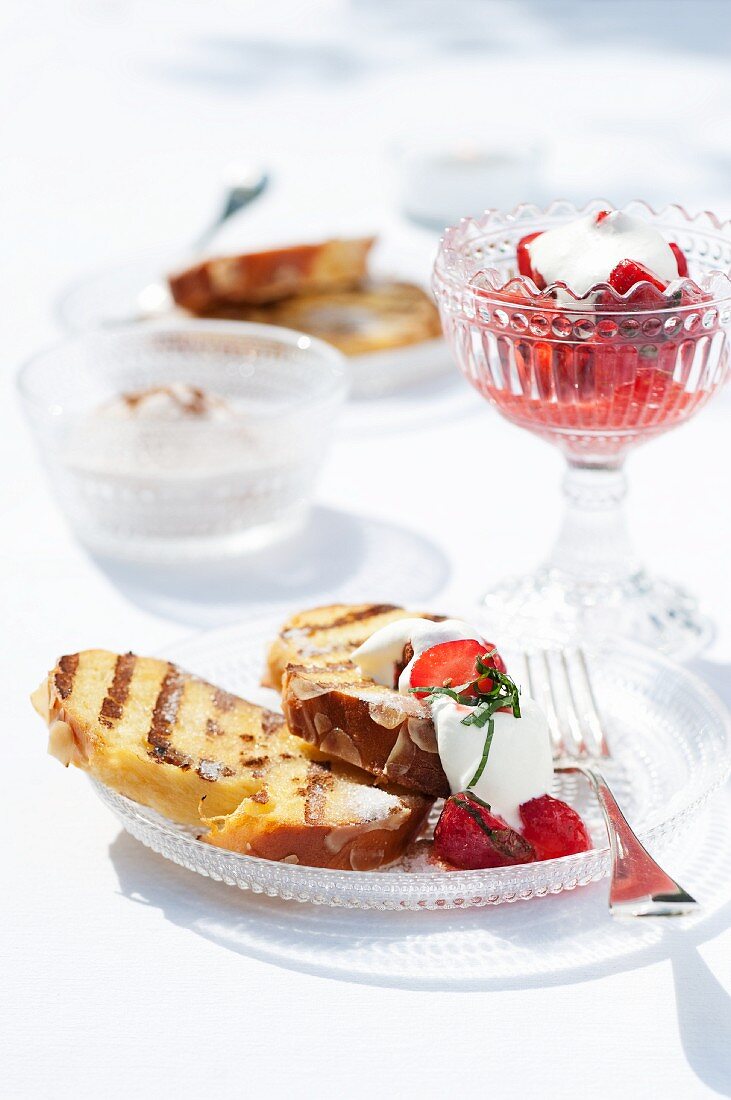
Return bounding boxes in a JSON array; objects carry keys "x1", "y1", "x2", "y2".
[{"x1": 4, "y1": 3, "x2": 731, "y2": 1096}]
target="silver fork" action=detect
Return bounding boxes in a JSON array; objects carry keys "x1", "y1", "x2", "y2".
[{"x1": 524, "y1": 648, "x2": 698, "y2": 918}]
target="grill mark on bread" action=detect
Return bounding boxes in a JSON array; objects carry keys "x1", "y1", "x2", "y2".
[
  {"x1": 289, "y1": 604, "x2": 400, "y2": 636},
  {"x1": 261, "y1": 712, "x2": 286, "y2": 737},
  {"x1": 324, "y1": 603, "x2": 401, "y2": 629},
  {"x1": 147, "y1": 665, "x2": 192, "y2": 769},
  {"x1": 55, "y1": 654, "x2": 79, "y2": 700},
  {"x1": 99, "y1": 653, "x2": 136, "y2": 729},
  {"x1": 212, "y1": 688, "x2": 237, "y2": 712},
  {"x1": 303, "y1": 762, "x2": 334, "y2": 825},
  {"x1": 242, "y1": 755, "x2": 269, "y2": 768}
]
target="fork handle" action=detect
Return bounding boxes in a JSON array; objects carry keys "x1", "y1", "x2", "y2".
[{"x1": 558, "y1": 764, "x2": 699, "y2": 917}]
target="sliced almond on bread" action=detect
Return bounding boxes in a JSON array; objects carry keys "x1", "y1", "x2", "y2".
[{"x1": 282, "y1": 663, "x2": 449, "y2": 799}]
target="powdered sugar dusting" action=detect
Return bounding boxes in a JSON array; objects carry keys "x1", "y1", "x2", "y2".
[{"x1": 339, "y1": 781, "x2": 400, "y2": 823}]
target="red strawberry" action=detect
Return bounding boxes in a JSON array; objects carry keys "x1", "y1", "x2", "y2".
[
  {"x1": 519, "y1": 794, "x2": 591, "y2": 861},
  {"x1": 595, "y1": 209, "x2": 611, "y2": 223},
  {"x1": 516, "y1": 231, "x2": 546, "y2": 289},
  {"x1": 409, "y1": 638, "x2": 506, "y2": 700},
  {"x1": 669, "y1": 241, "x2": 688, "y2": 278},
  {"x1": 434, "y1": 793, "x2": 536, "y2": 870},
  {"x1": 609, "y1": 258, "x2": 668, "y2": 296}
]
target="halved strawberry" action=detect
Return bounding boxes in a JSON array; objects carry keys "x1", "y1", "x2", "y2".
[
  {"x1": 595, "y1": 209, "x2": 611, "y2": 223},
  {"x1": 434, "y1": 793, "x2": 536, "y2": 869},
  {"x1": 519, "y1": 794, "x2": 591, "y2": 861},
  {"x1": 669, "y1": 241, "x2": 688, "y2": 277},
  {"x1": 608, "y1": 258, "x2": 668, "y2": 297},
  {"x1": 409, "y1": 638, "x2": 507, "y2": 699},
  {"x1": 516, "y1": 231, "x2": 546, "y2": 289}
]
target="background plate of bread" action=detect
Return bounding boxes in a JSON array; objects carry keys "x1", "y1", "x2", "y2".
[{"x1": 56, "y1": 221, "x2": 451, "y2": 397}]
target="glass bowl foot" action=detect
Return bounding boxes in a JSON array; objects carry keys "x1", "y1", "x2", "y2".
[{"x1": 480, "y1": 568, "x2": 713, "y2": 659}]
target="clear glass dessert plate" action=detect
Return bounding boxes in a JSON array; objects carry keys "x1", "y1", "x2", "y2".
[
  {"x1": 55, "y1": 249, "x2": 453, "y2": 398},
  {"x1": 89, "y1": 614, "x2": 731, "y2": 910}
]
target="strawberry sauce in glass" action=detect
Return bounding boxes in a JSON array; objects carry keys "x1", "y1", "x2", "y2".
[{"x1": 433, "y1": 201, "x2": 731, "y2": 655}]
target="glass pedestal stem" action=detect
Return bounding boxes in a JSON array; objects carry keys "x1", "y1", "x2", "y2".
[
  {"x1": 542, "y1": 461, "x2": 641, "y2": 597},
  {"x1": 479, "y1": 457, "x2": 711, "y2": 657}
]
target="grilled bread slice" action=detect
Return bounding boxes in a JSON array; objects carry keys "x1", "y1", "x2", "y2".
[
  {"x1": 168, "y1": 237, "x2": 375, "y2": 312},
  {"x1": 282, "y1": 663, "x2": 449, "y2": 799},
  {"x1": 199, "y1": 280, "x2": 442, "y2": 357},
  {"x1": 267, "y1": 603, "x2": 450, "y2": 799},
  {"x1": 31, "y1": 650, "x2": 431, "y2": 870},
  {"x1": 264, "y1": 602, "x2": 445, "y2": 690}
]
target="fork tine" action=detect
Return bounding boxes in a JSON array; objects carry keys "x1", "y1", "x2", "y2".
[
  {"x1": 526, "y1": 651, "x2": 565, "y2": 757},
  {"x1": 514, "y1": 649, "x2": 530, "y2": 702},
  {"x1": 558, "y1": 650, "x2": 590, "y2": 757},
  {"x1": 574, "y1": 648, "x2": 611, "y2": 758}
]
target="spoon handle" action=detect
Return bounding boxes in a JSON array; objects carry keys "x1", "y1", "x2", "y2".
[{"x1": 194, "y1": 174, "x2": 269, "y2": 252}]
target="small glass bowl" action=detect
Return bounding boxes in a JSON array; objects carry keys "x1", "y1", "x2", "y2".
[{"x1": 18, "y1": 321, "x2": 348, "y2": 562}]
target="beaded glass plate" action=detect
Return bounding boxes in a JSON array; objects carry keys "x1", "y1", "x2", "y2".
[{"x1": 91, "y1": 616, "x2": 731, "y2": 910}]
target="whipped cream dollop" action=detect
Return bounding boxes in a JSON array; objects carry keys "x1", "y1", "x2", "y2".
[
  {"x1": 66, "y1": 382, "x2": 269, "y2": 480},
  {"x1": 431, "y1": 696, "x2": 553, "y2": 829},
  {"x1": 353, "y1": 617, "x2": 553, "y2": 827},
  {"x1": 528, "y1": 210, "x2": 679, "y2": 298}
]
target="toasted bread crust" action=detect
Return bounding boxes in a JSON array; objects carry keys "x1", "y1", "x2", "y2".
[
  {"x1": 168, "y1": 238, "x2": 375, "y2": 311},
  {"x1": 282, "y1": 665, "x2": 450, "y2": 799},
  {"x1": 32, "y1": 649, "x2": 432, "y2": 869},
  {"x1": 204, "y1": 778, "x2": 431, "y2": 871},
  {"x1": 264, "y1": 603, "x2": 444, "y2": 690}
]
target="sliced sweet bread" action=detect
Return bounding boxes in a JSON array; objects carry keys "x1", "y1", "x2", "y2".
[
  {"x1": 203, "y1": 755, "x2": 428, "y2": 870},
  {"x1": 168, "y1": 237, "x2": 375, "y2": 312},
  {"x1": 282, "y1": 663, "x2": 449, "y2": 799},
  {"x1": 264, "y1": 602, "x2": 445, "y2": 690},
  {"x1": 31, "y1": 650, "x2": 431, "y2": 870},
  {"x1": 199, "y1": 280, "x2": 442, "y2": 356}
]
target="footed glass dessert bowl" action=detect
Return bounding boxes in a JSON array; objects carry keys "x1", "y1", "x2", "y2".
[{"x1": 433, "y1": 200, "x2": 731, "y2": 656}]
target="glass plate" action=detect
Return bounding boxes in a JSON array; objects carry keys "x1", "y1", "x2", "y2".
[
  {"x1": 91, "y1": 615, "x2": 731, "y2": 910},
  {"x1": 54, "y1": 250, "x2": 453, "y2": 398}
]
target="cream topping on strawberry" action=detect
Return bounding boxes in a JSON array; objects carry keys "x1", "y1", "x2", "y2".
[
  {"x1": 526, "y1": 210, "x2": 680, "y2": 298},
  {"x1": 352, "y1": 617, "x2": 485, "y2": 693},
  {"x1": 353, "y1": 617, "x2": 554, "y2": 830},
  {"x1": 431, "y1": 696, "x2": 553, "y2": 830}
]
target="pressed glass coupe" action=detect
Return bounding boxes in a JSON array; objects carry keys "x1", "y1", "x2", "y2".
[{"x1": 433, "y1": 201, "x2": 731, "y2": 655}]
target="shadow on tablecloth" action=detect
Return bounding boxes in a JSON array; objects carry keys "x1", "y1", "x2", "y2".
[
  {"x1": 108, "y1": 786, "x2": 731, "y2": 1092},
  {"x1": 88, "y1": 505, "x2": 451, "y2": 629}
]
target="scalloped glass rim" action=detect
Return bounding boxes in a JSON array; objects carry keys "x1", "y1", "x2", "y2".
[
  {"x1": 88, "y1": 625, "x2": 731, "y2": 911},
  {"x1": 434, "y1": 199, "x2": 731, "y2": 313}
]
